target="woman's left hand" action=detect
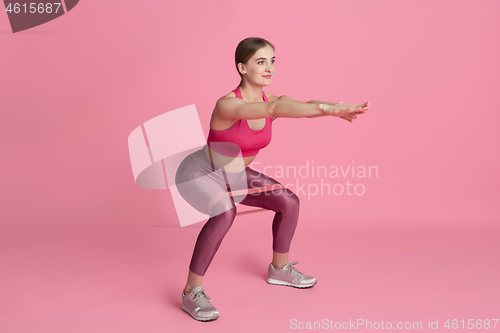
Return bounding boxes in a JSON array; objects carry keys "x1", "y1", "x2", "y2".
[
  {"x1": 338, "y1": 101, "x2": 368, "y2": 123},
  {"x1": 340, "y1": 115, "x2": 357, "y2": 123}
]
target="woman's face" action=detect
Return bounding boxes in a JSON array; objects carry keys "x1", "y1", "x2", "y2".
[{"x1": 240, "y1": 45, "x2": 275, "y2": 86}]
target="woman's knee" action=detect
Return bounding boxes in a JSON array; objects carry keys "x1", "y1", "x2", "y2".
[
  {"x1": 210, "y1": 198, "x2": 237, "y2": 221},
  {"x1": 284, "y1": 190, "x2": 300, "y2": 210},
  {"x1": 271, "y1": 187, "x2": 299, "y2": 212},
  {"x1": 206, "y1": 203, "x2": 237, "y2": 240}
]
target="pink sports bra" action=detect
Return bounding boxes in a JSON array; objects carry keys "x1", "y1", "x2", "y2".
[{"x1": 207, "y1": 87, "x2": 272, "y2": 157}]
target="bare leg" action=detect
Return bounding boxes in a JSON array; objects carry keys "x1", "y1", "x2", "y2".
[
  {"x1": 272, "y1": 250, "x2": 289, "y2": 269},
  {"x1": 184, "y1": 269, "x2": 204, "y2": 294}
]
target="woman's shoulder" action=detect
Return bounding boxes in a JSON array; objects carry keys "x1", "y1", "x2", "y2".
[
  {"x1": 263, "y1": 91, "x2": 279, "y2": 102},
  {"x1": 219, "y1": 90, "x2": 237, "y2": 100},
  {"x1": 217, "y1": 90, "x2": 279, "y2": 102}
]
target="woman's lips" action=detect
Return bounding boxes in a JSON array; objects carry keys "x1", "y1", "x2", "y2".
[{"x1": 263, "y1": 75, "x2": 272, "y2": 79}]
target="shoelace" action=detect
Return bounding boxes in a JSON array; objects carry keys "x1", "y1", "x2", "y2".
[
  {"x1": 284, "y1": 261, "x2": 303, "y2": 276},
  {"x1": 188, "y1": 288, "x2": 212, "y2": 307}
]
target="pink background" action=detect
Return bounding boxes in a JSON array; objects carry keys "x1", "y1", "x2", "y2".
[{"x1": 1, "y1": 0, "x2": 499, "y2": 332}]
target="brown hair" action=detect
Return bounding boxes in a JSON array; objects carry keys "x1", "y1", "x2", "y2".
[{"x1": 235, "y1": 37, "x2": 275, "y2": 85}]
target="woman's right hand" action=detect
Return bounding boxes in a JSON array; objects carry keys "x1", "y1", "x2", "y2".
[{"x1": 319, "y1": 101, "x2": 369, "y2": 118}]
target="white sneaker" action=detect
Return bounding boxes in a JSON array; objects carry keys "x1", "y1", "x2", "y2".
[
  {"x1": 181, "y1": 286, "x2": 219, "y2": 321},
  {"x1": 267, "y1": 260, "x2": 317, "y2": 288}
]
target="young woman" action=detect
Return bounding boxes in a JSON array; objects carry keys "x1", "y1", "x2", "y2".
[{"x1": 175, "y1": 37, "x2": 369, "y2": 321}]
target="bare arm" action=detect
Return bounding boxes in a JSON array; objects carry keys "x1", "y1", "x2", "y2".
[
  {"x1": 272, "y1": 96, "x2": 368, "y2": 121},
  {"x1": 308, "y1": 99, "x2": 340, "y2": 106},
  {"x1": 304, "y1": 100, "x2": 341, "y2": 118},
  {"x1": 271, "y1": 96, "x2": 324, "y2": 119}
]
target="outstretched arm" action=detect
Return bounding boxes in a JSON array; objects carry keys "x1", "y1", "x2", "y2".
[
  {"x1": 305, "y1": 100, "x2": 354, "y2": 119},
  {"x1": 272, "y1": 96, "x2": 368, "y2": 120},
  {"x1": 271, "y1": 96, "x2": 324, "y2": 118},
  {"x1": 304, "y1": 100, "x2": 341, "y2": 118}
]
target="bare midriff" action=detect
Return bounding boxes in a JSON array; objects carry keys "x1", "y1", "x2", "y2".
[{"x1": 203, "y1": 144, "x2": 256, "y2": 173}]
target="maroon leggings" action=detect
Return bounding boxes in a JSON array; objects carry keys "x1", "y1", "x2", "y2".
[{"x1": 175, "y1": 147, "x2": 300, "y2": 276}]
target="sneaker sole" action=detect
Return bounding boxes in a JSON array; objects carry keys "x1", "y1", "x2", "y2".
[
  {"x1": 267, "y1": 278, "x2": 317, "y2": 288},
  {"x1": 182, "y1": 305, "x2": 219, "y2": 321}
]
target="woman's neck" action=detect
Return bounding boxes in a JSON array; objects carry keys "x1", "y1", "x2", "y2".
[{"x1": 237, "y1": 83, "x2": 264, "y2": 102}]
